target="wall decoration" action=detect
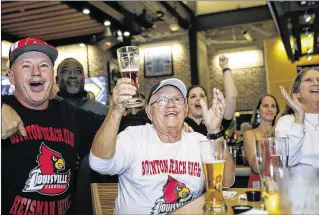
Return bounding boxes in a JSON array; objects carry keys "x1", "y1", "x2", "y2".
[
  {"x1": 84, "y1": 76, "x2": 108, "y2": 105},
  {"x1": 107, "y1": 60, "x2": 121, "y2": 94},
  {"x1": 144, "y1": 46, "x2": 173, "y2": 78}
]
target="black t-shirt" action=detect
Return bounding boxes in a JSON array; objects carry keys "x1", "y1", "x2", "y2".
[
  {"x1": 119, "y1": 109, "x2": 151, "y2": 133},
  {"x1": 184, "y1": 117, "x2": 233, "y2": 136},
  {"x1": 1, "y1": 96, "x2": 104, "y2": 215}
]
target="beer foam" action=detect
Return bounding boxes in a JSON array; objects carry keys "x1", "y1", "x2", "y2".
[
  {"x1": 121, "y1": 68, "x2": 138, "y2": 72},
  {"x1": 202, "y1": 159, "x2": 225, "y2": 164}
]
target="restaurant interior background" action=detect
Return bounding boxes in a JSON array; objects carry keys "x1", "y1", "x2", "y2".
[{"x1": 1, "y1": 1, "x2": 319, "y2": 128}]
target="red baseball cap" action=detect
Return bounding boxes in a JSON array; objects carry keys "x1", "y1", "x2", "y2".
[{"x1": 9, "y1": 37, "x2": 58, "y2": 66}]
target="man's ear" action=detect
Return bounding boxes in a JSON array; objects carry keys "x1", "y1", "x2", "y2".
[
  {"x1": 145, "y1": 105, "x2": 152, "y2": 122},
  {"x1": 8, "y1": 70, "x2": 15, "y2": 86}
]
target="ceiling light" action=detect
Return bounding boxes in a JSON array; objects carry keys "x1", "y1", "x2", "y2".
[
  {"x1": 83, "y1": 8, "x2": 90, "y2": 15},
  {"x1": 105, "y1": 42, "x2": 111, "y2": 46},
  {"x1": 104, "y1": 20, "x2": 111, "y2": 26},
  {"x1": 79, "y1": 43, "x2": 85, "y2": 48},
  {"x1": 308, "y1": 55, "x2": 312, "y2": 61},
  {"x1": 169, "y1": 23, "x2": 179, "y2": 32},
  {"x1": 301, "y1": 1, "x2": 306, "y2": 5},
  {"x1": 123, "y1": 31, "x2": 130, "y2": 37},
  {"x1": 304, "y1": 13, "x2": 311, "y2": 22},
  {"x1": 117, "y1": 30, "x2": 122, "y2": 36}
]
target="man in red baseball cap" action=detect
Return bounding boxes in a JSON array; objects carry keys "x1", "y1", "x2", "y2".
[{"x1": 1, "y1": 38, "x2": 106, "y2": 215}]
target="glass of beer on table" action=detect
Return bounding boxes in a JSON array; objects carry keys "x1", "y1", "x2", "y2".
[
  {"x1": 200, "y1": 139, "x2": 227, "y2": 212},
  {"x1": 117, "y1": 46, "x2": 144, "y2": 108},
  {"x1": 254, "y1": 137, "x2": 287, "y2": 214}
]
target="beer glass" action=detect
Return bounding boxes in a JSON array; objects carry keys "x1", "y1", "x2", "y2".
[
  {"x1": 254, "y1": 137, "x2": 287, "y2": 214},
  {"x1": 200, "y1": 139, "x2": 227, "y2": 212},
  {"x1": 279, "y1": 166, "x2": 319, "y2": 214},
  {"x1": 117, "y1": 46, "x2": 144, "y2": 108}
]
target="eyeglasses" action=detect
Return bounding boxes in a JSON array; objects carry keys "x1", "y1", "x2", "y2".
[{"x1": 149, "y1": 96, "x2": 186, "y2": 106}]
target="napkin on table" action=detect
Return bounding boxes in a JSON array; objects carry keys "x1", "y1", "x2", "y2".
[{"x1": 222, "y1": 191, "x2": 237, "y2": 198}]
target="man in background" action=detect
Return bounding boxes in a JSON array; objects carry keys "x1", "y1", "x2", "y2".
[
  {"x1": 56, "y1": 57, "x2": 107, "y2": 115},
  {"x1": 56, "y1": 58, "x2": 109, "y2": 215}
]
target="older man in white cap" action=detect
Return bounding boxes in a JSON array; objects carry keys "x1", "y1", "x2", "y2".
[
  {"x1": 89, "y1": 78, "x2": 235, "y2": 214},
  {"x1": 1, "y1": 38, "x2": 105, "y2": 215}
]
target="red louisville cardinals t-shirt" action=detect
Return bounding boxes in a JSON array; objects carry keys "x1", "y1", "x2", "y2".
[{"x1": 2, "y1": 96, "x2": 104, "y2": 215}]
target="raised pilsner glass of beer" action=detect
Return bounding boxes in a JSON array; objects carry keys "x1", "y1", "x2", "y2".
[
  {"x1": 117, "y1": 46, "x2": 144, "y2": 108},
  {"x1": 200, "y1": 139, "x2": 227, "y2": 212}
]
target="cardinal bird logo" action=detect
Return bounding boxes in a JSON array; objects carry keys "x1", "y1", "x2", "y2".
[
  {"x1": 151, "y1": 176, "x2": 193, "y2": 214},
  {"x1": 23, "y1": 143, "x2": 70, "y2": 196},
  {"x1": 163, "y1": 176, "x2": 190, "y2": 203}
]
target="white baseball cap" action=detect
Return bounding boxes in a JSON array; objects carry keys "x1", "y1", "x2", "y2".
[{"x1": 148, "y1": 78, "x2": 187, "y2": 103}]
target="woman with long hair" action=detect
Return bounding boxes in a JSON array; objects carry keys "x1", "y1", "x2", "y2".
[
  {"x1": 185, "y1": 55, "x2": 238, "y2": 135},
  {"x1": 243, "y1": 94, "x2": 280, "y2": 188},
  {"x1": 276, "y1": 67, "x2": 319, "y2": 171}
]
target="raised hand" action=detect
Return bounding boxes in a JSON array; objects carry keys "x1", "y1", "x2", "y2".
[
  {"x1": 112, "y1": 78, "x2": 137, "y2": 115},
  {"x1": 219, "y1": 55, "x2": 229, "y2": 70},
  {"x1": 279, "y1": 86, "x2": 305, "y2": 122},
  {"x1": 2, "y1": 104, "x2": 26, "y2": 139},
  {"x1": 200, "y1": 88, "x2": 226, "y2": 133}
]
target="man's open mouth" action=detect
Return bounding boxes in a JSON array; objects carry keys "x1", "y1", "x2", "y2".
[
  {"x1": 29, "y1": 81, "x2": 44, "y2": 92},
  {"x1": 164, "y1": 111, "x2": 177, "y2": 116},
  {"x1": 310, "y1": 89, "x2": 319, "y2": 93},
  {"x1": 29, "y1": 81, "x2": 44, "y2": 87}
]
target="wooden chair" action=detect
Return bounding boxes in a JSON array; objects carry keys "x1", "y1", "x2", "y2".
[{"x1": 91, "y1": 183, "x2": 118, "y2": 215}]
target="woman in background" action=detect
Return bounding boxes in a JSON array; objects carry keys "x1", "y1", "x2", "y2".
[
  {"x1": 185, "y1": 55, "x2": 238, "y2": 135},
  {"x1": 276, "y1": 67, "x2": 319, "y2": 171},
  {"x1": 243, "y1": 94, "x2": 280, "y2": 188}
]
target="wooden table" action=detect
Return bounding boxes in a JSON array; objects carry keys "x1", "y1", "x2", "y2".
[
  {"x1": 91, "y1": 183, "x2": 263, "y2": 215},
  {"x1": 171, "y1": 188, "x2": 263, "y2": 215}
]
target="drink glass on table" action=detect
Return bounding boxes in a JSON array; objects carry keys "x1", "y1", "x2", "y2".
[
  {"x1": 200, "y1": 139, "x2": 227, "y2": 212},
  {"x1": 254, "y1": 137, "x2": 287, "y2": 214},
  {"x1": 279, "y1": 166, "x2": 319, "y2": 214},
  {"x1": 117, "y1": 46, "x2": 144, "y2": 108}
]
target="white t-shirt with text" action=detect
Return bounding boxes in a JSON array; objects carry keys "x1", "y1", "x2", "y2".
[{"x1": 89, "y1": 124, "x2": 207, "y2": 214}]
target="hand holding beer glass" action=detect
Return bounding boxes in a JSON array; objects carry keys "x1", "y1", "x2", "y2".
[
  {"x1": 200, "y1": 139, "x2": 227, "y2": 212},
  {"x1": 117, "y1": 46, "x2": 144, "y2": 108}
]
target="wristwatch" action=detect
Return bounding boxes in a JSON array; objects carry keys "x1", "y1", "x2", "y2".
[
  {"x1": 222, "y1": 68, "x2": 231, "y2": 73},
  {"x1": 207, "y1": 129, "x2": 224, "y2": 140}
]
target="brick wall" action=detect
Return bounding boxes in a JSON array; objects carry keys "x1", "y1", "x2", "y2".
[
  {"x1": 54, "y1": 34, "x2": 192, "y2": 101},
  {"x1": 55, "y1": 44, "x2": 110, "y2": 77},
  {"x1": 208, "y1": 47, "x2": 267, "y2": 111},
  {"x1": 131, "y1": 34, "x2": 192, "y2": 98}
]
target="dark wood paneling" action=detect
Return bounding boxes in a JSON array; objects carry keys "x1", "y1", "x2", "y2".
[
  {"x1": 2, "y1": 13, "x2": 85, "y2": 29},
  {"x1": 1, "y1": 2, "x2": 60, "y2": 14},
  {"x1": 18, "y1": 22, "x2": 102, "y2": 37},
  {"x1": 2, "y1": 9, "x2": 77, "y2": 25},
  {"x1": 6, "y1": 17, "x2": 92, "y2": 33},
  {"x1": 2, "y1": 5, "x2": 69, "y2": 20},
  {"x1": 39, "y1": 26, "x2": 105, "y2": 41},
  {"x1": 1, "y1": 1, "x2": 36, "y2": 9}
]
